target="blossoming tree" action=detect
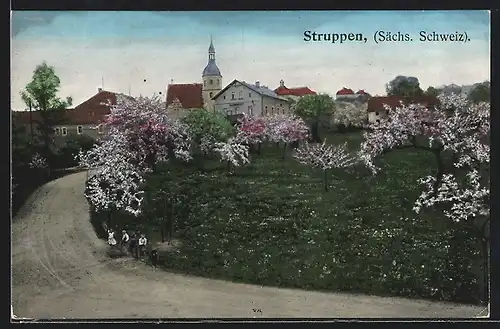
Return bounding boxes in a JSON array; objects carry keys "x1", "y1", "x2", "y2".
[
  {"x1": 213, "y1": 137, "x2": 250, "y2": 172},
  {"x1": 235, "y1": 114, "x2": 267, "y2": 154},
  {"x1": 78, "y1": 95, "x2": 194, "y2": 223},
  {"x1": 264, "y1": 114, "x2": 310, "y2": 159},
  {"x1": 102, "y1": 95, "x2": 192, "y2": 170},
  {"x1": 358, "y1": 93, "x2": 490, "y2": 301},
  {"x1": 294, "y1": 141, "x2": 356, "y2": 191},
  {"x1": 331, "y1": 101, "x2": 368, "y2": 130}
]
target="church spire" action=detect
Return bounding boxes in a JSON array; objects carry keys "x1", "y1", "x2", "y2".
[
  {"x1": 208, "y1": 35, "x2": 215, "y2": 60},
  {"x1": 202, "y1": 36, "x2": 221, "y2": 77}
]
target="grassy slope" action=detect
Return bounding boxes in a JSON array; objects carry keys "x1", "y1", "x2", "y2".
[{"x1": 96, "y1": 132, "x2": 482, "y2": 304}]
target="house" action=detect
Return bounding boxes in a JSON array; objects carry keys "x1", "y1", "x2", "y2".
[
  {"x1": 12, "y1": 88, "x2": 133, "y2": 140},
  {"x1": 274, "y1": 79, "x2": 316, "y2": 107},
  {"x1": 212, "y1": 79, "x2": 291, "y2": 118},
  {"x1": 336, "y1": 87, "x2": 371, "y2": 102},
  {"x1": 367, "y1": 95, "x2": 440, "y2": 124},
  {"x1": 166, "y1": 38, "x2": 223, "y2": 117},
  {"x1": 165, "y1": 83, "x2": 204, "y2": 118}
]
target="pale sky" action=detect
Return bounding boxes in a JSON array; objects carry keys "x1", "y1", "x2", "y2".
[{"x1": 11, "y1": 10, "x2": 490, "y2": 110}]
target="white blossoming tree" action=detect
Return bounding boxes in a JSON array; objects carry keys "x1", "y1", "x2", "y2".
[
  {"x1": 359, "y1": 93, "x2": 490, "y2": 302},
  {"x1": 213, "y1": 137, "x2": 250, "y2": 172},
  {"x1": 294, "y1": 141, "x2": 356, "y2": 191},
  {"x1": 331, "y1": 101, "x2": 368, "y2": 130}
]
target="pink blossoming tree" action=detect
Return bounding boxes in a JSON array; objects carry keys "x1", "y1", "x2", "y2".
[
  {"x1": 79, "y1": 95, "x2": 194, "y2": 223},
  {"x1": 235, "y1": 114, "x2": 267, "y2": 154},
  {"x1": 264, "y1": 114, "x2": 310, "y2": 159}
]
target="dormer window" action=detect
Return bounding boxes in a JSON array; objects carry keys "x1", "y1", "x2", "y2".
[{"x1": 210, "y1": 79, "x2": 213, "y2": 85}]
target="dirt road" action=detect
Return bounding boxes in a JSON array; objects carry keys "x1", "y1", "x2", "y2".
[{"x1": 11, "y1": 172, "x2": 484, "y2": 319}]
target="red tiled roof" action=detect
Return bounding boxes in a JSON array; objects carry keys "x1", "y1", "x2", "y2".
[
  {"x1": 166, "y1": 83, "x2": 204, "y2": 109},
  {"x1": 367, "y1": 96, "x2": 440, "y2": 113},
  {"x1": 336, "y1": 87, "x2": 355, "y2": 95},
  {"x1": 12, "y1": 90, "x2": 134, "y2": 125},
  {"x1": 274, "y1": 86, "x2": 317, "y2": 97},
  {"x1": 356, "y1": 89, "x2": 368, "y2": 95}
]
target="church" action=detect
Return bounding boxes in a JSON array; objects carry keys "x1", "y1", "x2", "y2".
[{"x1": 165, "y1": 38, "x2": 223, "y2": 117}]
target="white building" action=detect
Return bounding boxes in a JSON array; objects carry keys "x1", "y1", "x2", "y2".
[{"x1": 212, "y1": 80, "x2": 291, "y2": 117}]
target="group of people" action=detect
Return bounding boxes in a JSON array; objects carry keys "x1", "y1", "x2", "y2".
[{"x1": 107, "y1": 228, "x2": 148, "y2": 259}]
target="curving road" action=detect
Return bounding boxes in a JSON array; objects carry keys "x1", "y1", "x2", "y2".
[{"x1": 11, "y1": 172, "x2": 484, "y2": 319}]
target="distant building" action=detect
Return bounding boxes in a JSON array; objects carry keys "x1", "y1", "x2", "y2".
[
  {"x1": 212, "y1": 79, "x2": 290, "y2": 118},
  {"x1": 274, "y1": 79, "x2": 316, "y2": 106},
  {"x1": 166, "y1": 38, "x2": 222, "y2": 118},
  {"x1": 336, "y1": 87, "x2": 371, "y2": 102},
  {"x1": 367, "y1": 95, "x2": 439, "y2": 124},
  {"x1": 13, "y1": 88, "x2": 133, "y2": 141}
]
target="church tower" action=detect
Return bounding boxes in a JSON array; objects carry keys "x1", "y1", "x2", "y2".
[{"x1": 202, "y1": 37, "x2": 222, "y2": 110}]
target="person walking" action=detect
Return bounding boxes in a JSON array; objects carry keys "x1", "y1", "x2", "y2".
[
  {"x1": 128, "y1": 231, "x2": 137, "y2": 257},
  {"x1": 121, "y1": 230, "x2": 130, "y2": 249},
  {"x1": 138, "y1": 233, "x2": 148, "y2": 259},
  {"x1": 107, "y1": 229, "x2": 117, "y2": 247}
]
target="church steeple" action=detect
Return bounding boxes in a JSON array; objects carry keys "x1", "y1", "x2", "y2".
[
  {"x1": 203, "y1": 37, "x2": 221, "y2": 77},
  {"x1": 202, "y1": 36, "x2": 222, "y2": 110},
  {"x1": 208, "y1": 35, "x2": 215, "y2": 60}
]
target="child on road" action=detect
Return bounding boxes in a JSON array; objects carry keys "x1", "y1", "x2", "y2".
[
  {"x1": 138, "y1": 233, "x2": 148, "y2": 259},
  {"x1": 107, "y1": 229, "x2": 117, "y2": 247}
]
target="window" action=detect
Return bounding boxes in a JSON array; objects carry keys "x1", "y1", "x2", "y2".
[
  {"x1": 223, "y1": 108, "x2": 228, "y2": 114},
  {"x1": 280, "y1": 103, "x2": 282, "y2": 106},
  {"x1": 282, "y1": 108, "x2": 285, "y2": 114},
  {"x1": 238, "y1": 91, "x2": 243, "y2": 99},
  {"x1": 264, "y1": 106, "x2": 268, "y2": 116},
  {"x1": 204, "y1": 80, "x2": 207, "y2": 87},
  {"x1": 54, "y1": 127, "x2": 61, "y2": 136},
  {"x1": 248, "y1": 106, "x2": 253, "y2": 116},
  {"x1": 235, "y1": 107, "x2": 239, "y2": 114},
  {"x1": 77, "y1": 125, "x2": 83, "y2": 135},
  {"x1": 231, "y1": 92, "x2": 235, "y2": 100},
  {"x1": 375, "y1": 111, "x2": 379, "y2": 116},
  {"x1": 61, "y1": 127, "x2": 68, "y2": 136},
  {"x1": 376, "y1": 119, "x2": 381, "y2": 124},
  {"x1": 209, "y1": 92, "x2": 213, "y2": 98},
  {"x1": 210, "y1": 79, "x2": 213, "y2": 85},
  {"x1": 217, "y1": 79, "x2": 219, "y2": 85},
  {"x1": 89, "y1": 111, "x2": 95, "y2": 117},
  {"x1": 271, "y1": 107, "x2": 274, "y2": 115},
  {"x1": 249, "y1": 93, "x2": 252, "y2": 98}
]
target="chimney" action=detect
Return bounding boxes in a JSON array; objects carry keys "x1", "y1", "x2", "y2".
[
  {"x1": 280, "y1": 79, "x2": 285, "y2": 87},
  {"x1": 255, "y1": 81, "x2": 260, "y2": 88},
  {"x1": 98, "y1": 88, "x2": 103, "y2": 93}
]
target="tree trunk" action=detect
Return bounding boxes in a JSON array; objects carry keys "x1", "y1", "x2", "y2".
[
  {"x1": 311, "y1": 122, "x2": 321, "y2": 143},
  {"x1": 166, "y1": 218, "x2": 173, "y2": 242},
  {"x1": 323, "y1": 169, "x2": 328, "y2": 192},
  {"x1": 226, "y1": 160, "x2": 231, "y2": 172},
  {"x1": 160, "y1": 225, "x2": 165, "y2": 243},
  {"x1": 431, "y1": 149, "x2": 444, "y2": 196},
  {"x1": 480, "y1": 238, "x2": 489, "y2": 304},
  {"x1": 108, "y1": 210, "x2": 113, "y2": 229},
  {"x1": 282, "y1": 143, "x2": 287, "y2": 160}
]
